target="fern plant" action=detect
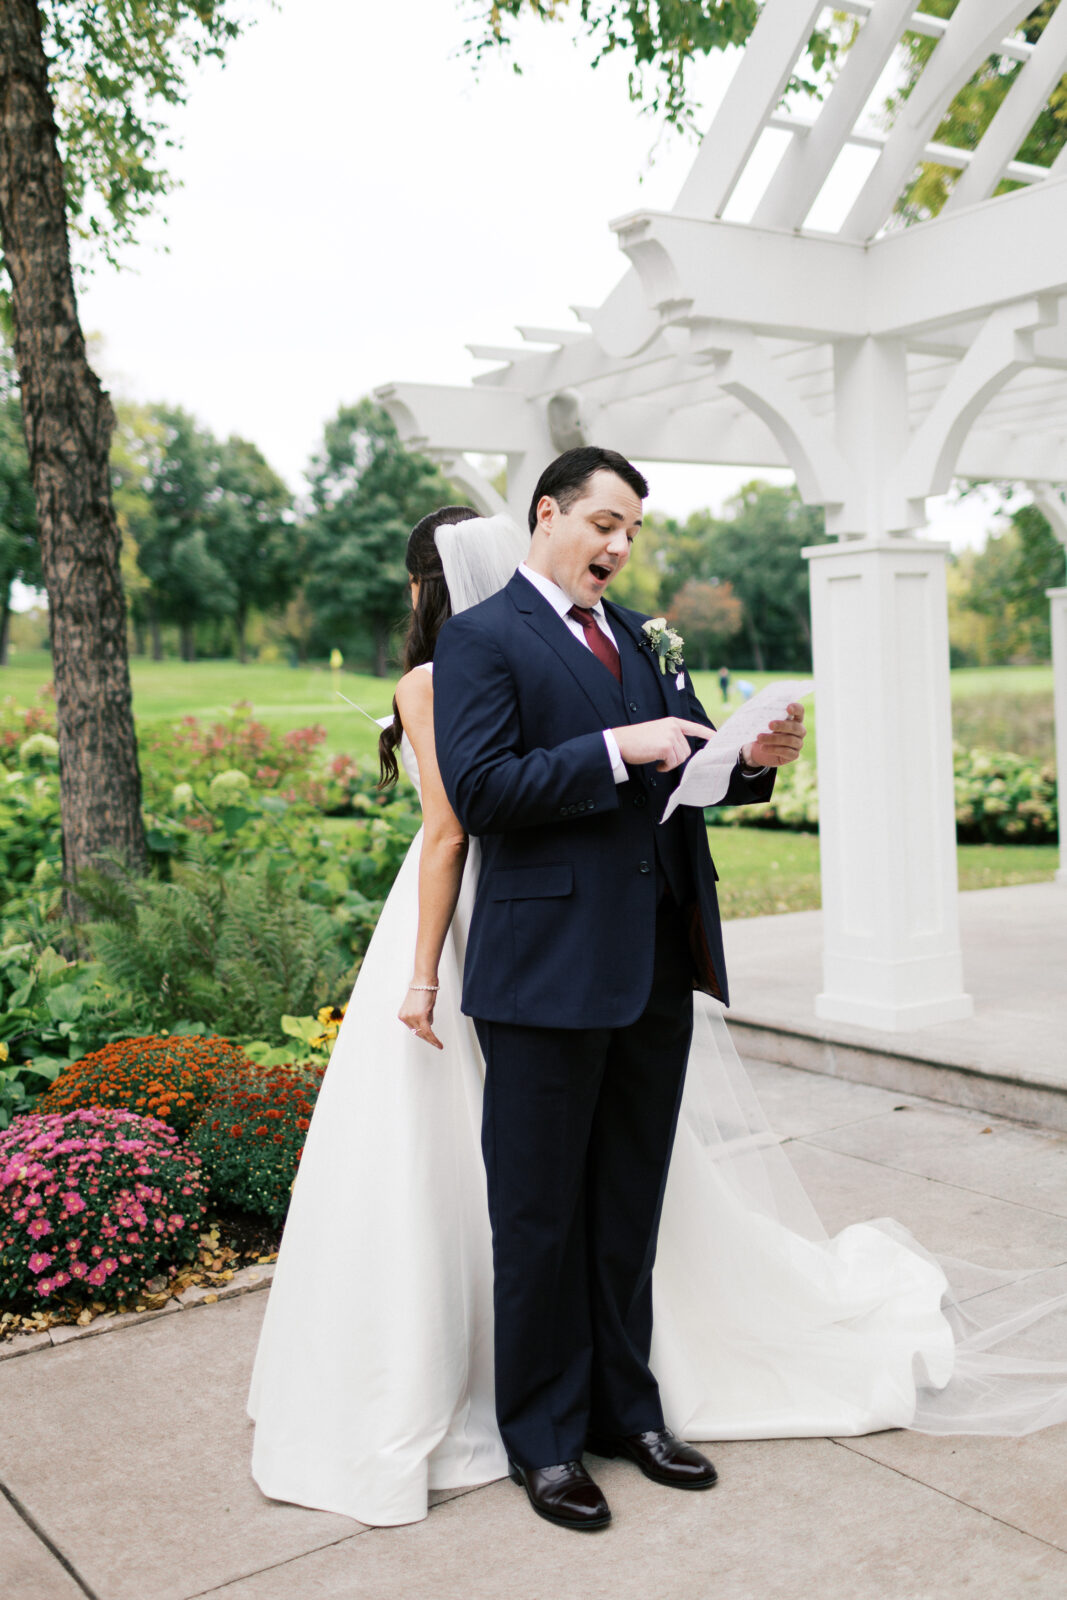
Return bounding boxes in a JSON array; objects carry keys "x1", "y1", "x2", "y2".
[{"x1": 74, "y1": 839, "x2": 356, "y2": 1040}]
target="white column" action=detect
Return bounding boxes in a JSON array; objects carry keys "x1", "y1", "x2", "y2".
[
  {"x1": 1048, "y1": 586, "x2": 1067, "y2": 886},
  {"x1": 804, "y1": 538, "x2": 973, "y2": 1031}
]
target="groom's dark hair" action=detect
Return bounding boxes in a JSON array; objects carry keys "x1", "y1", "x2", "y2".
[{"x1": 528, "y1": 447, "x2": 649, "y2": 533}]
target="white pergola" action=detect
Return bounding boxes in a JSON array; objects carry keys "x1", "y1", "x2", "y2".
[{"x1": 378, "y1": 0, "x2": 1067, "y2": 1032}]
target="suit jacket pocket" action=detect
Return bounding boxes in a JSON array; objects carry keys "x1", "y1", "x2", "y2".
[{"x1": 488, "y1": 863, "x2": 573, "y2": 901}]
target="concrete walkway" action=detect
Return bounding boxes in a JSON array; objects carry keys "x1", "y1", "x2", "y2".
[
  {"x1": 3, "y1": 1056, "x2": 1067, "y2": 1600},
  {"x1": 725, "y1": 883, "x2": 1067, "y2": 1130}
]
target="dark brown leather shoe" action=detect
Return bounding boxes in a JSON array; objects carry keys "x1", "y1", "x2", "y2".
[
  {"x1": 586, "y1": 1428, "x2": 718, "y2": 1489},
  {"x1": 508, "y1": 1459, "x2": 612, "y2": 1530}
]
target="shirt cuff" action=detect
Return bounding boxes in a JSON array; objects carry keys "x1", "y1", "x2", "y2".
[
  {"x1": 603, "y1": 729, "x2": 627, "y2": 785},
  {"x1": 738, "y1": 757, "x2": 770, "y2": 778}
]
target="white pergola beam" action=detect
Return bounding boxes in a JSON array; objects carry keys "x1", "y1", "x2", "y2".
[
  {"x1": 672, "y1": 0, "x2": 827, "y2": 221},
  {"x1": 613, "y1": 179, "x2": 1067, "y2": 342},
  {"x1": 376, "y1": 382, "x2": 535, "y2": 456},
  {"x1": 944, "y1": 3, "x2": 1067, "y2": 214},
  {"x1": 754, "y1": 0, "x2": 935, "y2": 231},
  {"x1": 837, "y1": 0, "x2": 1035, "y2": 61},
  {"x1": 841, "y1": 0, "x2": 1039, "y2": 240}
]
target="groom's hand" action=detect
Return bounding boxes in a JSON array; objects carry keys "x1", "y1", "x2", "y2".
[
  {"x1": 611, "y1": 717, "x2": 712, "y2": 773},
  {"x1": 740, "y1": 703, "x2": 807, "y2": 769}
]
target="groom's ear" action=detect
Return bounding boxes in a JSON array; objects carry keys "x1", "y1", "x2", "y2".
[{"x1": 535, "y1": 494, "x2": 557, "y2": 533}]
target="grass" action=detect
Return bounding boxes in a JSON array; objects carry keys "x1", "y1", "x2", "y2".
[
  {"x1": 2, "y1": 653, "x2": 1060, "y2": 915},
  {"x1": 709, "y1": 829, "x2": 1058, "y2": 920}
]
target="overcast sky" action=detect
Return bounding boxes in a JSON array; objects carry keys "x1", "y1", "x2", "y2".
[{"x1": 14, "y1": 1, "x2": 1002, "y2": 607}]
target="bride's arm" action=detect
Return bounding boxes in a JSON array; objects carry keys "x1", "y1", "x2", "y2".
[{"x1": 394, "y1": 668, "x2": 469, "y2": 1051}]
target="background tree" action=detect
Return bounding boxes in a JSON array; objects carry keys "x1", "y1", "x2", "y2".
[
  {"x1": 949, "y1": 506, "x2": 1065, "y2": 665},
  {"x1": 666, "y1": 578, "x2": 743, "y2": 670},
  {"x1": 137, "y1": 407, "x2": 235, "y2": 664},
  {"x1": 0, "y1": 1, "x2": 253, "y2": 910},
  {"x1": 650, "y1": 483, "x2": 827, "y2": 670},
  {"x1": 0, "y1": 366, "x2": 38, "y2": 666},
  {"x1": 302, "y1": 401, "x2": 463, "y2": 677},
  {"x1": 211, "y1": 435, "x2": 297, "y2": 664},
  {"x1": 110, "y1": 402, "x2": 161, "y2": 659},
  {"x1": 464, "y1": 2, "x2": 849, "y2": 129}
]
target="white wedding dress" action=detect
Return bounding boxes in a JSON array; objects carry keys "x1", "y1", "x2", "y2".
[{"x1": 248, "y1": 661, "x2": 1067, "y2": 1527}]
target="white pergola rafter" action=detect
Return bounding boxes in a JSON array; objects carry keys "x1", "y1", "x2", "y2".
[{"x1": 377, "y1": 0, "x2": 1067, "y2": 1033}]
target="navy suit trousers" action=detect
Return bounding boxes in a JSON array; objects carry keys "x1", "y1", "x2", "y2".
[{"x1": 474, "y1": 894, "x2": 695, "y2": 1470}]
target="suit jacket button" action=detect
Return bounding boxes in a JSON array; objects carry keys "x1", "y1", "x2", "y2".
[
  {"x1": 633, "y1": 793, "x2": 647, "y2": 809},
  {"x1": 628, "y1": 700, "x2": 639, "y2": 713},
  {"x1": 638, "y1": 860, "x2": 651, "y2": 874},
  {"x1": 587, "y1": 800, "x2": 595, "y2": 810}
]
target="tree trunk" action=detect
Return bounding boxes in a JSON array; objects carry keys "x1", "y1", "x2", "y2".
[
  {"x1": 149, "y1": 609, "x2": 163, "y2": 661},
  {"x1": 742, "y1": 608, "x2": 765, "y2": 671},
  {"x1": 132, "y1": 616, "x2": 146, "y2": 656},
  {"x1": 373, "y1": 622, "x2": 388, "y2": 678},
  {"x1": 0, "y1": 0, "x2": 147, "y2": 915},
  {"x1": 179, "y1": 620, "x2": 195, "y2": 662},
  {"x1": 0, "y1": 580, "x2": 10, "y2": 666},
  {"x1": 235, "y1": 605, "x2": 247, "y2": 664}
]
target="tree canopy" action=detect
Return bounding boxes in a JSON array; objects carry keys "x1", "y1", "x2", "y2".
[
  {"x1": 27, "y1": 1, "x2": 248, "y2": 273},
  {"x1": 462, "y1": 0, "x2": 847, "y2": 130},
  {"x1": 302, "y1": 401, "x2": 465, "y2": 676}
]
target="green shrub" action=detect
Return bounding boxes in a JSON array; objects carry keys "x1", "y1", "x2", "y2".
[
  {"x1": 709, "y1": 746, "x2": 1057, "y2": 843},
  {"x1": 0, "y1": 939, "x2": 145, "y2": 1127},
  {"x1": 76, "y1": 842, "x2": 357, "y2": 1039},
  {"x1": 0, "y1": 1107, "x2": 208, "y2": 1309},
  {"x1": 0, "y1": 770, "x2": 63, "y2": 913},
  {"x1": 188, "y1": 1062, "x2": 325, "y2": 1224},
  {"x1": 953, "y1": 746, "x2": 1057, "y2": 843}
]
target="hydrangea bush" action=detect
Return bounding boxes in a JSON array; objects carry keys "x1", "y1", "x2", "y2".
[
  {"x1": 0, "y1": 1108, "x2": 208, "y2": 1307},
  {"x1": 188, "y1": 1062, "x2": 325, "y2": 1225},
  {"x1": 708, "y1": 746, "x2": 1056, "y2": 842},
  {"x1": 43, "y1": 1035, "x2": 252, "y2": 1135}
]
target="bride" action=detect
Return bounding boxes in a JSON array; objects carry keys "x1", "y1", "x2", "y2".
[{"x1": 248, "y1": 506, "x2": 1067, "y2": 1529}]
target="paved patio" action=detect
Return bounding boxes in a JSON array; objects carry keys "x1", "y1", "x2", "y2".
[
  {"x1": 3, "y1": 1054, "x2": 1066, "y2": 1600},
  {"x1": 725, "y1": 882, "x2": 1067, "y2": 1129}
]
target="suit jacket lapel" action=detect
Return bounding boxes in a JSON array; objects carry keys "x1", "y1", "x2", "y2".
[{"x1": 506, "y1": 572, "x2": 623, "y2": 729}]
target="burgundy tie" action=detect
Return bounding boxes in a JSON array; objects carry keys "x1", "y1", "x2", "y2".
[{"x1": 568, "y1": 605, "x2": 622, "y2": 684}]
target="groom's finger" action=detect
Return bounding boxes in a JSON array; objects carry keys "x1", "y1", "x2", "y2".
[{"x1": 677, "y1": 720, "x2": 713, "y2": 741}]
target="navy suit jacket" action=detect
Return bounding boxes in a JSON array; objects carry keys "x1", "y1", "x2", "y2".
[{"x1": 434, "y1": 572, "x2": 774, "y2": 1028}]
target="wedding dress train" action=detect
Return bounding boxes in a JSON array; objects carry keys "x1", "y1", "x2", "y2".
[{"x1": 247, "y1": 678, "x2": 1067, "y2": 1527}]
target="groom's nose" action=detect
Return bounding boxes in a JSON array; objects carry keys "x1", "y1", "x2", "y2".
[{"x1": 605, "y1": 529, "x2": 630, "y2": 559}]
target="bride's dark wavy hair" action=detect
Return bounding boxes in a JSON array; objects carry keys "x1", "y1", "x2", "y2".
[{"x1": 377, "y1": 505, "x2": 480, "y2": 788}]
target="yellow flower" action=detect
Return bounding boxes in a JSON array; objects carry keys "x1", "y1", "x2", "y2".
[{"x1": 0, "y1": 1041, "x2": 8, "y2": 1063}]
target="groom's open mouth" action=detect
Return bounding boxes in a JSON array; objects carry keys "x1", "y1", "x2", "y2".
[{"x1": 588, "y1": 562, "x2": 613, "y2": 584}]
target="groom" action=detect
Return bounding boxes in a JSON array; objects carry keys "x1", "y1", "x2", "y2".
[{"x1": 434, "y1": 447, "x2": 805, "y2": 1531}]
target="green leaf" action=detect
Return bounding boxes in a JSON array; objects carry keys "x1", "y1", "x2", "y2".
[
  {"x1": 220, "y1": 806, "x2": 251, "y2": 837},
  {"x1": 21, "y1": 1056, "x2": 65, "y2": 1082},
  {"x1": 280, "y1": 1014, "x2": 322, "y2": 1045},
  {"x1": 146, "y1": 828, "x2": 180, "y2": 853},
  {"x1": 46, "y1": 983, "x2": 85, "y2": 1024}
]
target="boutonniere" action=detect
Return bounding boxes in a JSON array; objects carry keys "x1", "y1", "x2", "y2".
[{"x1": 641, "y1": 617, "x2": 685, "y2": 676}]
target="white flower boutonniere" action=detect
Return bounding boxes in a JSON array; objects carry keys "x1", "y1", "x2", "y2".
[{"x1": 642, "y1": 617, "x2": 685, "y2": 676}]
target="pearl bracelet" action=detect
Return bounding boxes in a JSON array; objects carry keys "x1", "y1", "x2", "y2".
[{"x1": 408, "y1": 982, "x2": 439, "y2": 992}]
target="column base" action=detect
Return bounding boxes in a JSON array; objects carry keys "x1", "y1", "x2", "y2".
[{"x1": 815, "y1": 990, "x2": 974, "y2": 1033}]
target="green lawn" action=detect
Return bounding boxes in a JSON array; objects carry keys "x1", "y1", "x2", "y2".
[
  {"x1": 708, "y1": 829, "x2": 1058, "y2": 920},
  {"x1": 2, "y1": 650, "x2": 394, "y2": 764},
  {"x1": 2, "y1": 654, "x2": 1060, "y2": 916}
]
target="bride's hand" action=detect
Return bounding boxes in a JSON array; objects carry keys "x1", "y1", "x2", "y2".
[{"x1": 399, "y1": 984, "x2": 443, "y2": 1050}]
